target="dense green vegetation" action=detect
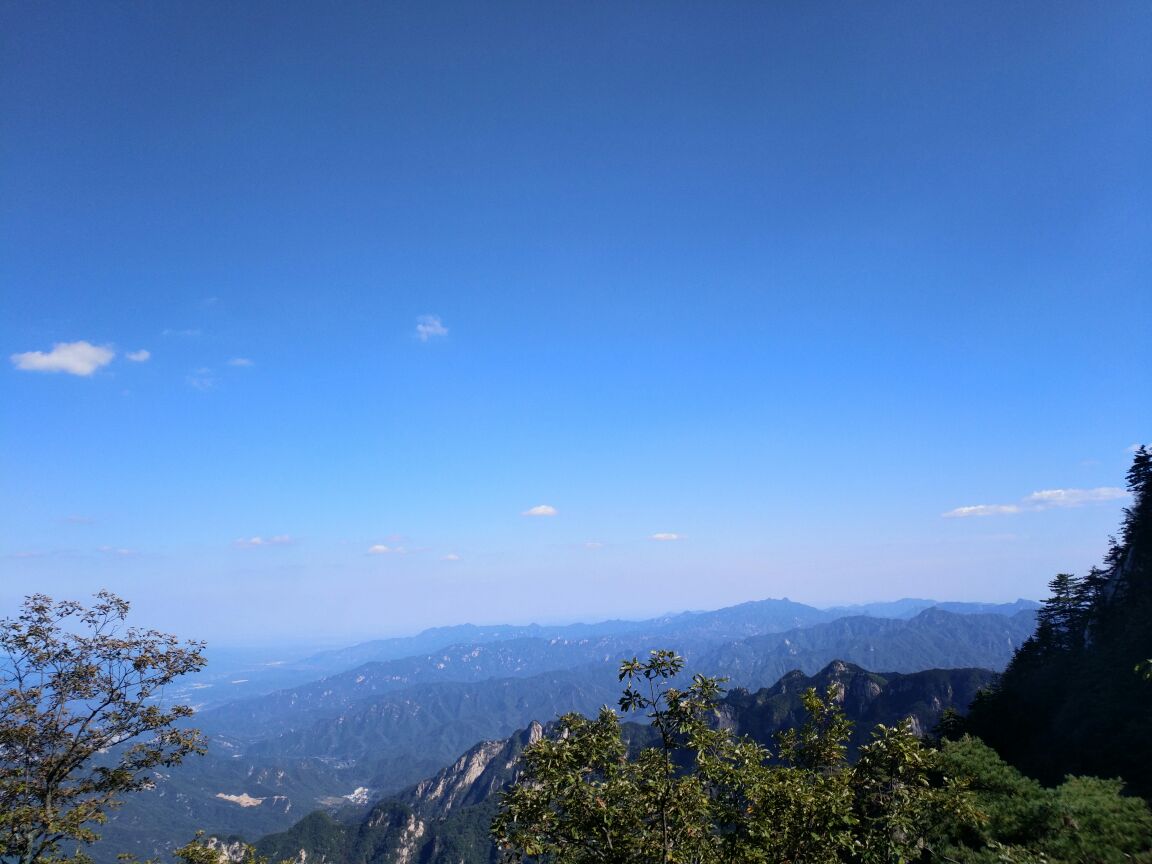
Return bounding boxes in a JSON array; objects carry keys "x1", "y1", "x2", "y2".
[
  {"x1": 494, "y1": 651, "x2": 1152, "y2": 864},
  {"x1": 967, "y1": 446, "x2": 1152, "y2": 794}
]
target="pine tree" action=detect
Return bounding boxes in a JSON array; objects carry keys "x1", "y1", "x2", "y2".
[{"x1": 966, "y1": 447, "x2": 1152, "y2": 792}]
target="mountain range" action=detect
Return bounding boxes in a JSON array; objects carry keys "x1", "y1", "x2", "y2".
[{"x1": 95, "y1": 597, "x2": 1036, "y2": 863}]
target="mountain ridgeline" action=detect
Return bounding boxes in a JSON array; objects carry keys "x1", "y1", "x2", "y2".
[{"x1": 97, "y1": 601, "x2": 1035, "y2": 863}]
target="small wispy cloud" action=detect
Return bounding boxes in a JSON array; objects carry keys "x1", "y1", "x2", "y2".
[
  {"x1": 442, "y1": 552, "x2": 461, "y2": 561},
  {"x1": 415, "y1": 315, "x2": 448, "y2": 342},
  {"x1": 943, "y1": 486, "x2": 1128, "y2": 518},
  {"x1": 11, "y1": 341, "x2": 115, "y2": 376},
  {"x1": 368, "y1": 544, "x2": 406, "y2": 555},
  {"x1": 650, "y1": 532, "x2": 680, "y2": 541},
  {"x1": 234, "y1": 535, "x2": 294, "y2": 548},
  {"x1": 522, "y1": 504, "x2": 558, "y2": 517},
  {"x1": 227, "y1": 357, "x2": 254, "y2": 367},
  {"x1": 64, "y1": 515, "x2": 95, "y2": 525},
  {"x1": 125, "y1": 349, "x2": 151, "y2": 362},
  {"x1": 162, "y1": 328, "x2": 201, "y2": 338},
  {"x1": 584, "y1": 541, "x2": 604, "y2": 549},
  {"x1": 943, "y1": 504, "x2": 1021, "y2": 518}
]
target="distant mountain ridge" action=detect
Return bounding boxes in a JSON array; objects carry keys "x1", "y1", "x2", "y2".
[{"x1": 172, "y1": 597, "x2": 1036, "y2": 710}]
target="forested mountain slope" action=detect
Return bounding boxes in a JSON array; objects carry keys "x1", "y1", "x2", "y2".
[{"x1": 967, "y1": 446, "x2": 1152, "y2": 793}]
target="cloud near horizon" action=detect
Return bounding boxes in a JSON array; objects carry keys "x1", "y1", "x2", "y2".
[
  {"x1": 11, "y1": 341, "x2": 115, "y2": 376},
  {"x1": 943, "y1": 486, "x2": 1128, "y2": 518},
  {"x1": 97, "y1": 545, "x2": 137, "y2": 558},
  {"x1": 415, "y1": 315, "x2": 448, "y2": 342},
  {"x1": 650, "y1": 532, "x2": 680, "y2": 541},
  {"x1": 522, "y1": 504, "x2": 557, "y2": 517}
]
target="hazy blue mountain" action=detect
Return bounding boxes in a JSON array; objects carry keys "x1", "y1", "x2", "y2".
[
  {"x1": 698, "y1": 608, "x2": 1036, "y2": 689},
  {"x1": 821, "y1": 598, "x2": 1038, "y2": 620},
  {"x1": 170, "y1": 598, "x2": 1034, "y2": 711},
  {"x1": 97, "y1": 667, "x2": 622, "y2": 863}
]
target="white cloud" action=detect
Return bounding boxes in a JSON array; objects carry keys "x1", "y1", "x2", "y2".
[
  {"x1": 11, "y1": 341, "x2": 115, "y2": 376},
  {"x1": 943, "y1": 486, "x2": 1128, "y2": 518},
  {"x1": 442, "y1": 552, "x2": 461, "y2": 561},
  {"x1": 522, "y1": 504, "x2": 558, "y2": 517},
  {"x1": 227, "y1": 357, "x2": 254, "y2": 367},
  {"x1": 415, "y1": 315, "x2": 448, "y2": 342},
  {"x1": 369, "y1": 544, "x2": 407, "y2": 555},
  {"x1": 650, "y1": 532, "x2": 680, "y2": 541},
  {"x1": 234, "y1": 535, "x2": 293, "y2": 548},
  {"x1": 125, "y1": 349, "x2": 151, "y2": 362},
  {"x1": 942, "y1": 504, "x2": 1021, "y2": 518},
  {"x1": 584, "y1": 541, "x2": 604, "y2": 549}
]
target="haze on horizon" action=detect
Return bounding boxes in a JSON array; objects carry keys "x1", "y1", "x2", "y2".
[{"x1": 2, "y1": 2, "x2": 1149, "y2": 645}]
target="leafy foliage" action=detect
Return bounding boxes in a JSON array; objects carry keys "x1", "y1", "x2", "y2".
[
  {"x1": 492, "y1": 650, "x2": 968, "y2": 864},
  {"x1": 493, "y1": 651, "x2": 1152, "y2": 864},
  {"x1": 932, "y1": 737, "x2": 1152, "y2": 863},
  {"x1": 0, "y1": 592, "x2": 206, "y2": 864}
]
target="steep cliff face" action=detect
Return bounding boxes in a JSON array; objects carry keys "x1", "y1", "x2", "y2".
[
  {"x1": 257, "y1": 724, "x2": 544, "y2": 864},
  {"x1": 404, "y1": 722, "x2": 543, "y2": 818}
]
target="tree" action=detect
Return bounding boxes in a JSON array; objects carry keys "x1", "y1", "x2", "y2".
[
  {"x1": 492, "y1": 650, "x2": 961, "y2": 864},
  {"x1": 0, "y1": 592, "x2": 207, "y2": 864},
  {"x1": 493, "y1": 651, "x2": 1152, "y2": 864},
  {"x1": 966, "y1": 447, "x2": 1152, "y2": 792}
]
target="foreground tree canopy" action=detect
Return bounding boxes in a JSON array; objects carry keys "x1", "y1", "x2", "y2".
[
  {"x1": 0, "y1": 592, "x2": 206, "y2": 864},
  {"x1": 493, "y1": 650, "x2": 1152, "y2": 864}
]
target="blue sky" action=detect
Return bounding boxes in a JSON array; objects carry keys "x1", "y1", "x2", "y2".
[{"x1": 2, "y1": 2, "x2": 1149, "y2": 645}]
